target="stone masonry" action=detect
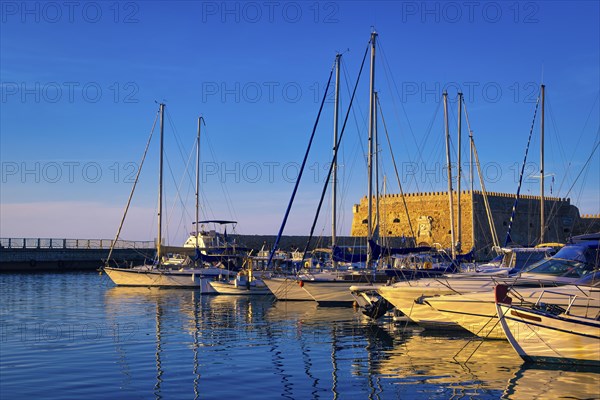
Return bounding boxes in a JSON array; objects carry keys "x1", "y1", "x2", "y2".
[{"x1": 351, "y1": 190, "x2": 599, "y2": 259}]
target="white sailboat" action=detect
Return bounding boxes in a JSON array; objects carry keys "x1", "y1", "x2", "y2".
[
  {"x1": 104, "y1": 107, "x2": 240, "y2": 291},
  {"x1": 262, "y1": 275, "x2": 315, "y2": 301},
  {"x1": 300, "y1": 33, "x2": 396, "y2": 306}
]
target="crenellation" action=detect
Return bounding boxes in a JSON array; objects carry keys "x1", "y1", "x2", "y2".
[{"x1": 351, "y1": 190, "x2": 598, "y2": 260}]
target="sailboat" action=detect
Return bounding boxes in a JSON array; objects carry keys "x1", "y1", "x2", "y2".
[
  {"x1": 103, "y1": 105, "x2": 242, "y2": 291},
  {"x1": 293, "y1": 37, "x2": 392, "y2": 306},
  {"x1": 299, "y1": 34, "x2": 458, "y2": 306},
  {"x1": 263, "y1": 51, "x2": 378, "y2": 302}
]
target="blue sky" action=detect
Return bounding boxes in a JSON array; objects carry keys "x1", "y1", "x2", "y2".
[{"x1": 1, "y1": 1, "x2": 599, "y2": 244}]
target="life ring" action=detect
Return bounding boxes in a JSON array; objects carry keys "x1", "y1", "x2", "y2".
[
  {"x1": 304, "y1": 261, "x2": 310, "y2": 269},
  {"x1": 29, "y1": 259, "x2": 37, "y2": 267},
  {"x1": 423, "y1": 261, "x2": 432, "y2": 269}
]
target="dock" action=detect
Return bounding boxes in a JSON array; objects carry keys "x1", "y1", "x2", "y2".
[
  {"x1": 0, "y1": 238, "x2": 155, "y2": 272},
  {"x1": 0, "y1": 235, "x2": 401, "y2": 272}
]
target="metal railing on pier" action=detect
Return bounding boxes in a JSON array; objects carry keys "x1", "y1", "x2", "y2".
[{"x1": 0, "y1": 238, "x2": 155, "y2": 250}]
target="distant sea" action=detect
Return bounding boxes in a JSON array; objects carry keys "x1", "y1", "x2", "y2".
[{"x1": 1, "y1": 272, "x2": 598, "y2": 399}]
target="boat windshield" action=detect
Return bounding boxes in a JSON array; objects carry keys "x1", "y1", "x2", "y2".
[
  {"x1": 504, "y1": 250, "x2": 548, "y2": 270},
  {"x1": 522, "y1": 257, "x2": 596, "y2": 279}
]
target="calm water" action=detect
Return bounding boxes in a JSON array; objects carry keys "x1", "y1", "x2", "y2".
[{"x1": 1, "y1": 272, "x2": 598, "y2": 399}]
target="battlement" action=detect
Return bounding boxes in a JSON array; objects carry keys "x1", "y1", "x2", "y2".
[
  {"x1": 581, "y1": 214, "x2": 600, "y2": 219},
  {"x1": 362, "y1": 190, "x2": 569, "y2": 203},
  {"x1": 352, "y1": 190, "x2": 592, "y2": 259}
]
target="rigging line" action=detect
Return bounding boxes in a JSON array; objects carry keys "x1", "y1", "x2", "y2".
[
  {"x1": 546, "y1": 96, "x2": 569, "y2": 184},
  {"x1": 380, "y1": 39, "x2": 446, "y2": 198},
  {"x1": 340, "y1": 58, "x2": 367, "y2": 212},
  {"x1": 463, "y1": 100, "x2": 500, "y2": 250},
  {"x1": 419, "y1": 99, "x2": 444, "y2": 193},
  {"x1": 266, "y1": 57, "x2": 337, "y2": 269},
  {"x1": 163, "y1": 150, "x2": 187, "y2": 243},
  {"x1": 570, "y1": 91, "x2": 600, "y2": 162},
  {"x1": 543, "y1": 96, "x2": 596, "y2": 236},
  {"x1": 341, "y1": 54, "x2": 368, "y2": 167},
  {"x1": 203, "y1": 127, "x2": 237, "y2": 222},
  {"x1": 559, "y1": 135, "x2": 600, "y2": 233},
  {"x1": 167, "y1": 138, "x2": 197, "y2": 240},
  {"x1": 503, "y1": 91, "x2": 541, "y2": 246},
  {"x1": 377, "y1": 38, "x2": 419, "y2": 163},
  {"x1": 105, "y1": 107, "x2": 160, "y2": 267},
  {"x1": 165, "y1": 107, "x2": 194, "y2": 185},
  {"x1": 377, "y1": 96, "x2": 416, "y2": 239},
  {"x1": 163, "y1": 109, "x2": 199, "y2": 242},
  {"x1": 298, "y1": 44, "x2": 371, "y2": 264}
]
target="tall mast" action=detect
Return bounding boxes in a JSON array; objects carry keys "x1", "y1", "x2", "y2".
[
  {"x1": 157, "y1": 103, "x2": 165, "y2": 262},
  {"x1": 456, "y1": 92, "x2": 462, "y2": 252},
  {"x1": 195, "y1": 116, "x2": 205, "y2": 250},
  {"x1": 540, "y1": 84, "x2": 545, "y2": 243},
  {"x1": 466, "y1": 97, "x2": 475, "y2": 252},
  {"x1": 367, "y1": 31, "x2": 377, "y2": 267},
  {"x1": 374, "y1": 91, "x2": 380, "y2": 251},
  {"x1": 332, "y1": 53, "x2": 340, "y2": 269},
  {"x1": 443, "y1": 92, "x2": 456, "y2": 259}
]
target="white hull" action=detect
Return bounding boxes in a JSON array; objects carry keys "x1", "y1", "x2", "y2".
[
  {"x1": 425, "y1": 285, "x2": 600, "y2": 339},
  {"x1": 262, "y1": 277, "x2": 313, "y2": 301},
  {"x1": 378, "y1": 278, "x2": 499, "y2": 330},
  {"x1": 104, "y1": 266, "x2": 235, "y2": 294},
  {"x1": 209, "y1": 280, "x2": 272, "y2": 295},
  {"x1": 349, "y1": 284, "x2": 384, "y2": 309},
  {"x1": 299, "y1": 280, "x2": 358, "y2": 305},
  {"x1": 497, "y1": 302, "x2": 600, "y2": 366}
]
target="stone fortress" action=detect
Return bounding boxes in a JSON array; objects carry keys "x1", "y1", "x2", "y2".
[{"x1": 351, "y1": 190, "x2": 600, "y2": 259}]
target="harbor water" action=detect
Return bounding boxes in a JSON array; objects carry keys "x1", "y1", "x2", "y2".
[{"x1": 1, "y1": 272, "x2": 598, "y2": 399}]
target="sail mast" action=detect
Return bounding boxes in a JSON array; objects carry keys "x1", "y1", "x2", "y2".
[
  {"x1": 157, "y1": 103, "x2": 165, "y2": 263},
  {"x1": 195, "y1": 116, "x2": 205, "y2": 250},
  {"x1": 540, "y1": 84, "x2": 545, "y2": 243},
  {"x1": 374, "y1": 91, "x2": 381, "y2": 268},
  {"x1": 443, "y1": 92, "x2": 456, "y2": 259},
  {"x1": 332, "y1": 53, "x2": 340, "y2": 269},
  {"x1": 367, "y1": 31, "x2": 377, "y2": 267},
  {"x1": 456, "y1": 92, "x2": 462, "y2": 252},
  {"x1": 466, "y1": 96, "x2": 475, "y2": 252},
  {"x1": 375, "y1": 91, "x2": 380, "y2": 242}
]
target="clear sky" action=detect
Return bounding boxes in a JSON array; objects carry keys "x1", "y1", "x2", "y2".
[{"x1": 1, "y1": 1, "x2": 599, "y2": 244}]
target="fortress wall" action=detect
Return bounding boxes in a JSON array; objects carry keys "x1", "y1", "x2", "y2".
[{"x1": 351, "y1": 191, "x2": 595, "y2": 259}]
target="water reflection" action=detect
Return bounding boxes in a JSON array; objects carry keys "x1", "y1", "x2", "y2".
[
  {"x1": 104, "y1": 287, "x2": 203, "y2": 399},
  {"x1": 101, "y1": 287, "x2": 599, "y2": 400},
  {"x1": 502, "y1": 364, "x2": 600, "y2": 399},
  {"x1": 4, "y1": 274, "x2": 598, "y2": 399}
]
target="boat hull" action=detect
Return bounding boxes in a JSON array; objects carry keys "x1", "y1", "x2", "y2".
[
  {"x1": 497, "y1": 302, "x2": 600, "y2": 366},
  {"x1": 426, "y1": 286, "x2": 600, "y2": 340},
  {"x1": 377, "y1": 279, "x2": 498, "y2": 330},
  {"x1": 209, "y1": 280, "x2": 272, "y2": 295},
  {"x1": 299, "y1": 280, "x2": 360, "y2": 306},
  {"x1": 104, "y1": 267, "x2": 233, "y2": 293},
  {"x1": 262, "y1": 277, "x2": 313, "y2": 301}
]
